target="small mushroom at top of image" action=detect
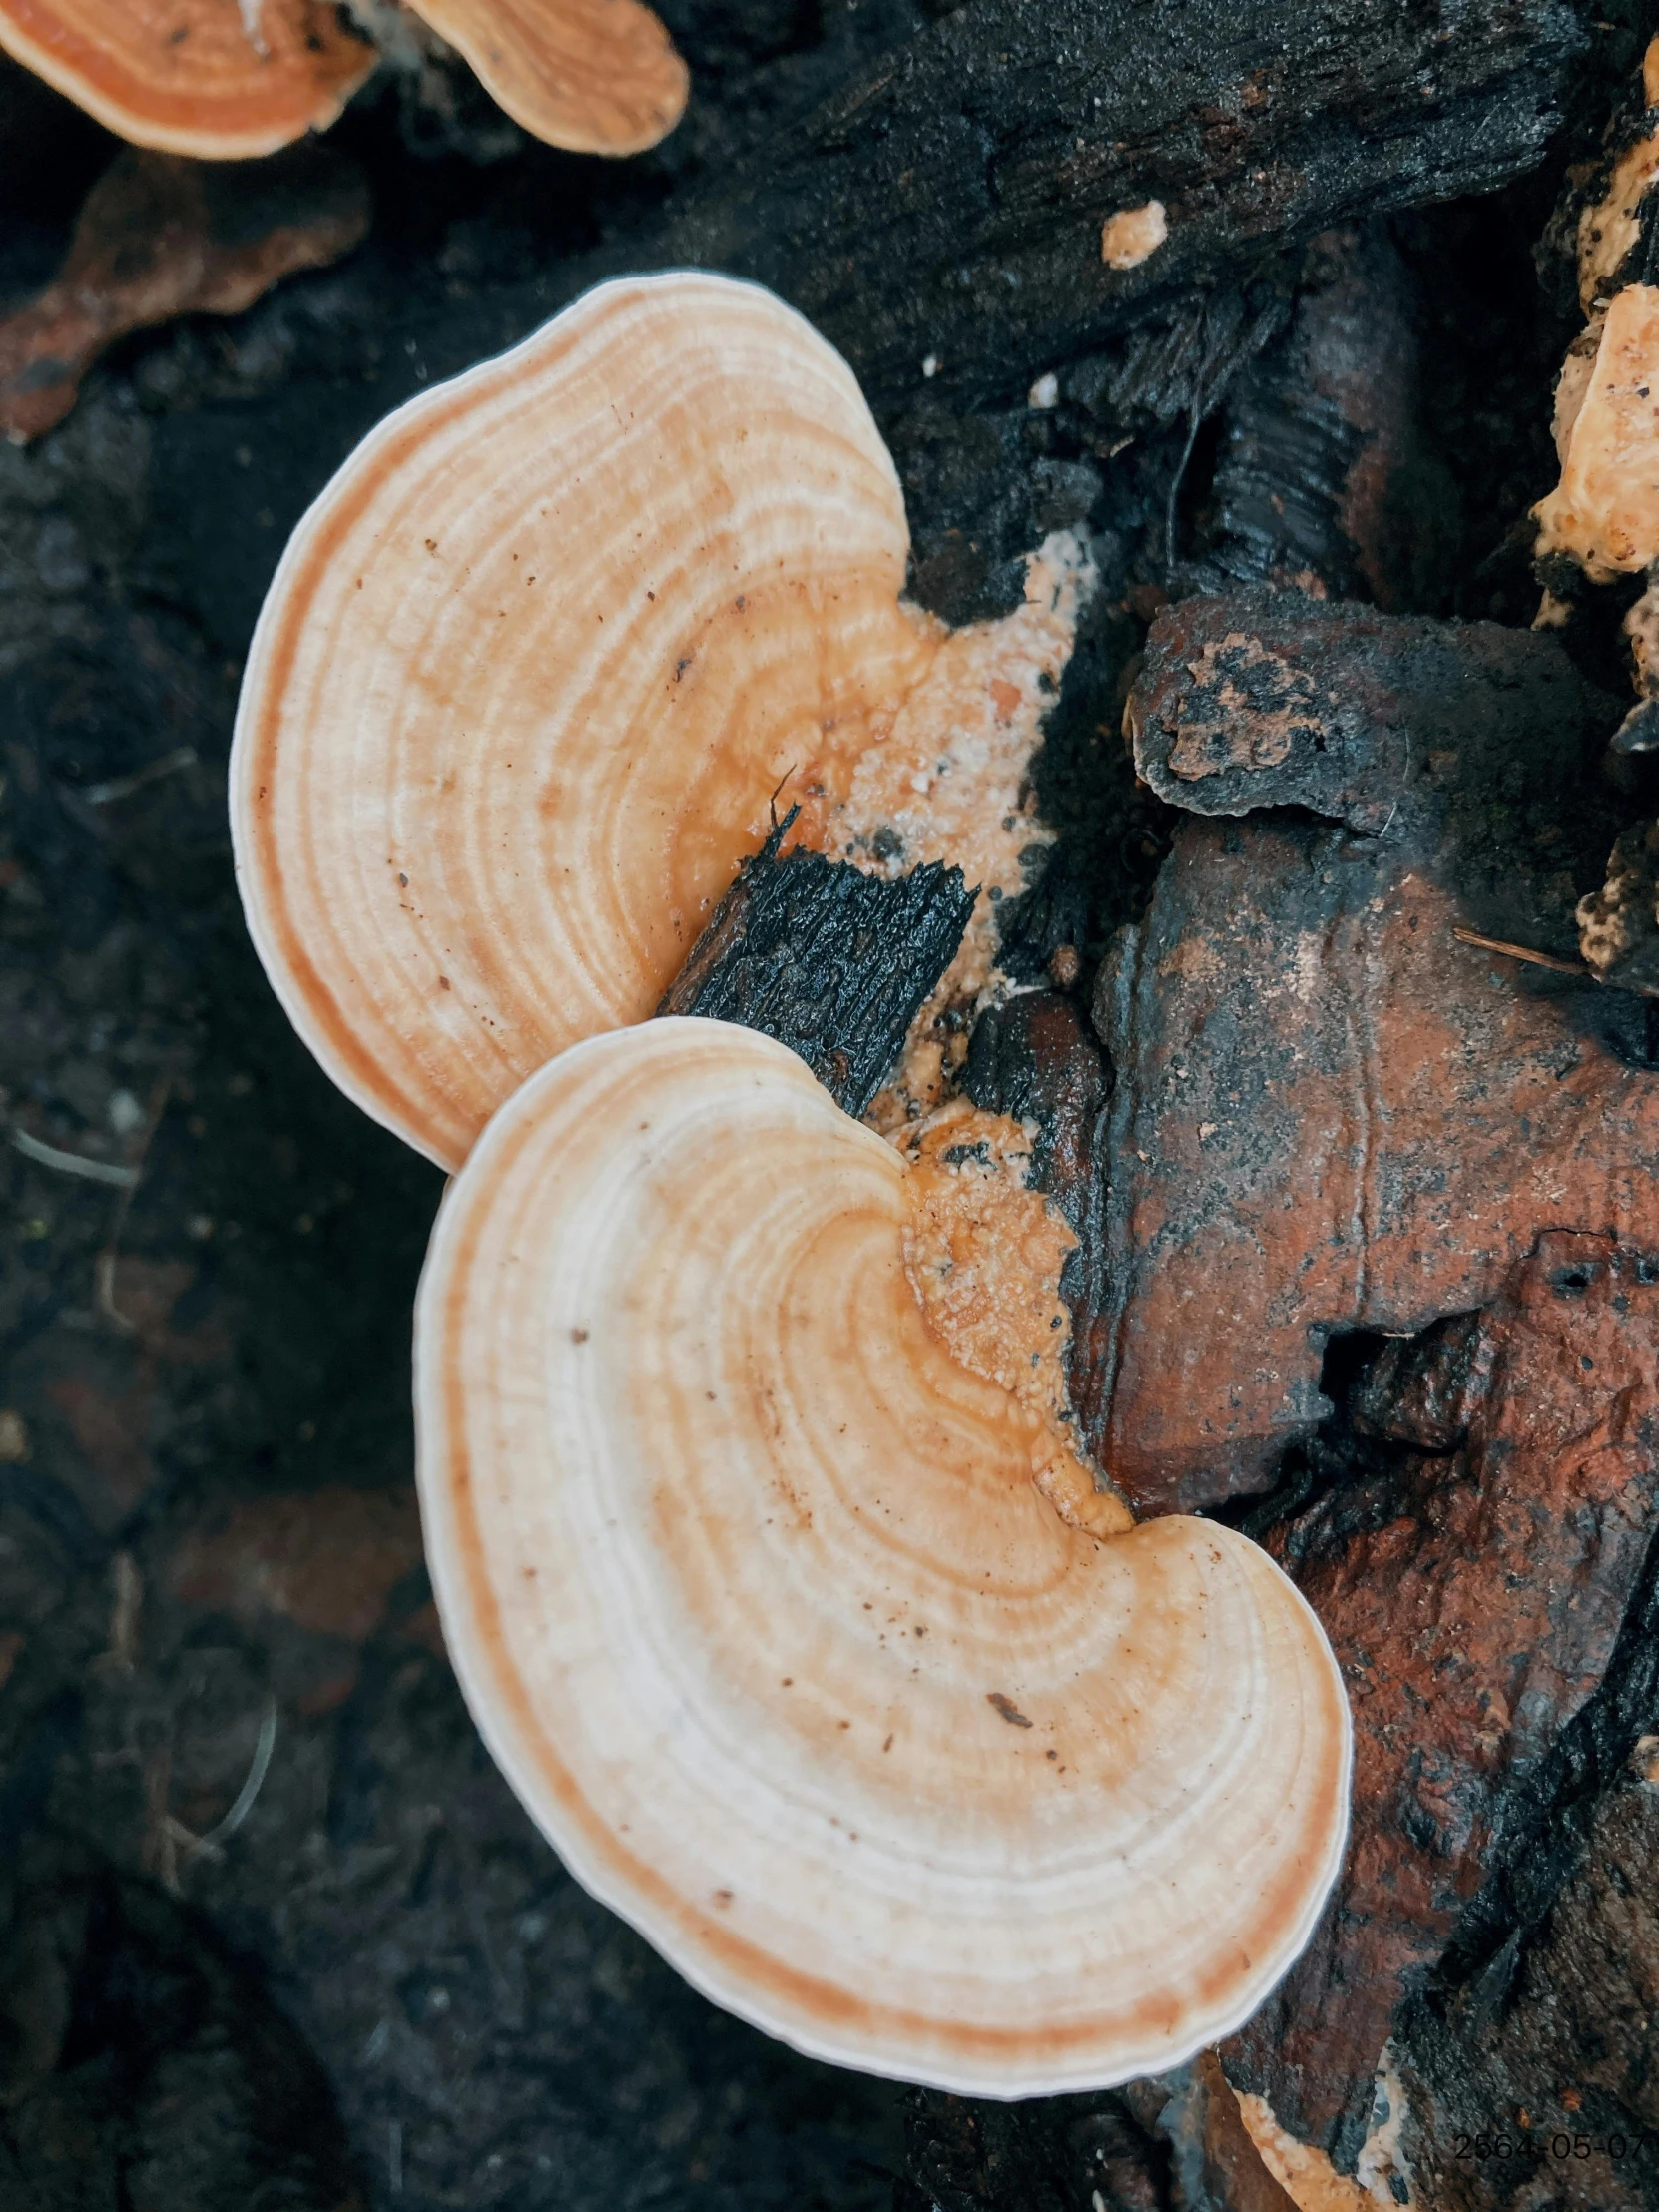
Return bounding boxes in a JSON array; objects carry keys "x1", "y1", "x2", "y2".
[
  {"x1": 0, "y1": 0, "x2": 376, "y2": 158},
  {"x1": 412, "y1": 1016, "x2": 1352, "y2": 2092},
  {"x1": 232, "y1": 271, "x2": 1098, "y2": 1170},
  {"x1": 1101, "y1": 198, "x2": 1168, "y2": 270},
  {"x1": 0, "y1": 0, "x2": 687, "y2": 159}
]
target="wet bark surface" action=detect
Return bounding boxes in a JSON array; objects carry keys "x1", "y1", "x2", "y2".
[{"x1": 4, "y1": 0, "x2": 1659, "y2": 2206}]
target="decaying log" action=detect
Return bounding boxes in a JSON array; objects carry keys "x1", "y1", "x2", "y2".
[
  {"x1": 1195, "y1": 227, "x2": 1446, "y2": 608},
  {"x1": 1226, "y1": 1231, "x2": 1659, "y2": 2164},
  {"x1": 1101, "y1": 591, "x2": 1645, "y2": 1511},
  {"x1": 1401, "y1": 1751, "x2": 1659, "y2": 2209},
  {"x1": 658, "y1": 815, "x2": 975, "y2": 1116},
  {"x1": 656, "y1": 0, "x2": 1584, "y2": 417}
]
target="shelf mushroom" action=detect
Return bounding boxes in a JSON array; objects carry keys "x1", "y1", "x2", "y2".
[
  {"x1": 233, "y1": 271, "x2": 1092, "y2": 1169},
  {"x1": 414, "y1": 1015, "x2": 1353, "y2": 2091},
  {"x1": 392, "y1": 0, "x2": 688, "y2": 158},
  {"x1": 0, "y1": 0, "x2": 376, "y2": 159},
  {"x1": 0, "y1": 0, "x2": 686, "y2": 161}
]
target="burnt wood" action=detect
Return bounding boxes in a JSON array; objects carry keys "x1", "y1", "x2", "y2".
[
  {"x1": 658, "y1": 813, "x2": 976, "y2": 1115},
  {"x1": 653, "y1": 0, "x2": 1584, "y2": 416}
]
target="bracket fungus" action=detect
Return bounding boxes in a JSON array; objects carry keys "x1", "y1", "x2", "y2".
[
  {"x1": 413, "y1": 1015, "x2": 1351, "y2": 2091},
  {"x1": 233, "y1": 272, "x2": 1094, "y2": 1169},
  {"x1": 392, "y1": 0, "x2": 688, "y2": 158},
  {"x1": 0, "y1": 0, "x2": 376, "y2": 159},
  {"x1": 0, "y1": 0, "x2": 685, "y2": 161}
]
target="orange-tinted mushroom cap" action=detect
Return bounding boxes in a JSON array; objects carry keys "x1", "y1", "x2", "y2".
[
  {"x1": 415, "y1": 1017, "x2": 1354, "y2": 2091},
  {"x1": 406, "y1": 0, "x2": 687, "y2": 156},
  {"x1": 233, "y1": 273, "x2": 997, "y2": 1170},
  {"x1": 0, "y1": 0, "x2": 375, "y2": 160}
]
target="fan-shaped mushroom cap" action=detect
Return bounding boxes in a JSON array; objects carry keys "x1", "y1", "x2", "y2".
[
  {"x1": 405, "y1": 0, "x2": 687, "y2": 155},
  {"x1": 414, "y1": 1017, "x2": 1353, "y2": 2092},
  {"x1": 233, "y1": 273, "x2": 1080, "y2": 1170},
  {"x1": 0, "y1": 0, "x2": 374, "y2": 160}
]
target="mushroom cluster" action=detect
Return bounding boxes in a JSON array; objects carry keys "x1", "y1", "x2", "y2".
[
  {"x1": 233, "y1": 271, "x2": 1353, "y2": 2089},
  {"x1": 0, "y1": 0, "x2": 688, "y2": 159}
]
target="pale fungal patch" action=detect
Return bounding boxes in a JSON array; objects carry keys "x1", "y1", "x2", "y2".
[
  {"x1": 1533, "y1": 283, "x2": 1659, "y2": 578},
  {"x1": 1236, "y1": 2049, "x2": 1413, "y2": 2210},
  {"x1": 897, "y1": 1100, "x2": 1132, "y2": 1539},
  {"x1": 1356, "y1": 2045, "x2": 1417, "y2": 2209},
  {"x1": 1027, "y1": 370, "x2": 1059, "y2": 409},
  {"x1": 1236, "y1": 2096, "x2": 1381, "y2": 2210},
  {"x1": 1101, "y1": 199, "x2": 1168, "y2": 270},
  {"x1": 1577, "y1": 819, "x2": 1659, "y2": 978},
  {"x1": 413, "y1": 1017, "x2": 1353, "y2": 2092},
  {"x1": 799, "y1": 529, "x2": 1094, "y2": 1013},
  {"x1": 1576, "y1": 47, "x2": 1659, "y2": 312},
  {"x1": 1536, "y1": 43, "x2": 1659, "y2": 581},
  {"x1": 1576, "y1": 133, "x2": 1659, "y2": 310}
]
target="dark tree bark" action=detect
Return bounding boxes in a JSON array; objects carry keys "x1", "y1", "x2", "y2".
[
  {"x1": 659, "y1": 815, "x2": 975, "y2": 1116},
  {"x1": 654, "y1": 0, "x2": 1585, "y2": 416}
]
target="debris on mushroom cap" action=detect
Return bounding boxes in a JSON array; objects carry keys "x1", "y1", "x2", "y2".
[
  {"x1": 233, "y1": 274, "x2": 1093, "y2": 1170},
  {"x1": 0, "y1": 0, "x2": 374, "y2": 159},
  {"x1": 0, "y1": 146, "x2": 369, "y2": 447},
  {"x1": 1101, "y1": 200, "x2": 1168, "y2": 270},
  {"x1": 413, "y1": 1016, "x2": 1352, "y2": 2092},
  {"x1": 401, "y1": 0, "x2": 687, "y2": 156}
]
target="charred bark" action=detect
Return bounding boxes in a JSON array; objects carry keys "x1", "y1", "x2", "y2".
[
  {"x1": 655, "y1": 0, "x2": 1585, "y2": 420},
  {"x1": 659, "y1": 814, "x2": 975, "y2": 1115}
]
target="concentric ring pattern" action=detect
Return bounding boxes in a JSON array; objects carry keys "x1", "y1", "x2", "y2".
[
  {"x1": 410, "y1": 0, "x2": 688, "y2": 156},
  {"x1": 0, "y1": 0, "x2": 374, "y2": 158},
  {"x1": 232, "y1": 273, "x2": 936, "y2": 1170},
  {"x1": 414, "y1": 1018, "x2": 1353, "y2": 2093}
]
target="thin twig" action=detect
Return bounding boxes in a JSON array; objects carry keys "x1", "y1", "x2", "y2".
[
  {"x1": 192, "y1": 1697, "x2": 278, "y2": 1852},
  {"x1": 1452, "y1": 925, "x2": 1587, "y2": 977},
  {"x1": 79, "y1": 746, "x2": 197, "y2": 807},
  {"x1": 93, "y1": 1069, "x2": 174, "y2": 1333},
  {"x1": 10, "y1": 1128, "x2": 140, "y2": 1188}
]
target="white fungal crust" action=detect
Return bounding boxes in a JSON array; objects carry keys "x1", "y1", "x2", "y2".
[
  {"x1": 405, "y1": 0, "x2": 688, "y2": 155},
  {"x1": 413, "y1": 1017, "x2": 1354, "y2": 2093},
  {"x1": 231, "y1": 272, "x2": 1092, "y2": 1171}
]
